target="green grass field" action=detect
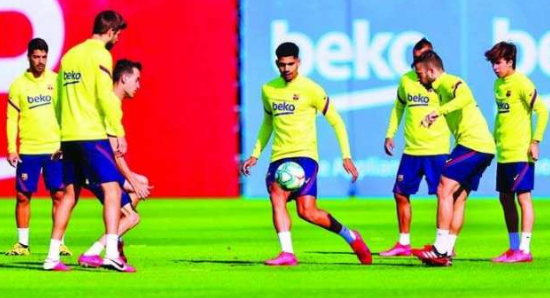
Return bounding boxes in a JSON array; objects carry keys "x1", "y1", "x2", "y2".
[{"x1": 0, "y1": 198, "x2": 549, "y2": 298}]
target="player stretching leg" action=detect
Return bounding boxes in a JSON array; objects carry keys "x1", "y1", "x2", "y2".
[
  {"x1": 78, "y1": 59, "x2": 152, "y2": 267},
  {"x1": 43, "y1": 11, "x2": 132, "y2": 272},
  {"x1": 241, "y1": 42, "x2": 370, "y2": 266},
  {"x1": 485, "y1": 42, "x2": 549, "y2": 263},
  {"x1": 381, "y1": 38, "x2": 450, "y2": 257},
  {"x1": 5, "y1": 38, "x2": 71, "y2": 256},
  {"x1": 412, "y1": 51, "x2": 495, "y2": 266}
]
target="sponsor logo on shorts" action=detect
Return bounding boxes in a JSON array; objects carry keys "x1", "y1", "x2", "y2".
[
  {"x1": 21, "y1": 173, "x2": 28, "y2": 181},
  {"x1": 397, "y1": 174, "x2": 404, "y2": 182}
]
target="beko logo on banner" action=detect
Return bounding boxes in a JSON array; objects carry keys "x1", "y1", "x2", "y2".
[
  {"x1": 271, "y1": 20, "x2": 423, "y2": 81},
  {"x1": 0, "y1": 0, "x2": 65, "y2": 94}
]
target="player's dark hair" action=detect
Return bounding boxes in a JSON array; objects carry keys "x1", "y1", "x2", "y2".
[
  {"x1": 113, "y1": 59, "x2": 142, "y2": 82},
  {"x1": 93, "y1": 10, "x2": 127, "y2": 35},
  {"x1": 276, "y1": 42, "x2": 299, "y2": 58},
  {"x1": 413, "y1": 38, "x2": 433, "y2": 53},
  {"x1": 27, "y1": 38, "x2": 48, "y2": 55},
  {"x1": 414, "y1": 50, "x2": 445, "y2": 71},
  {"x1": 485, "y1": 41, "x2": 517, "y2": 69}
]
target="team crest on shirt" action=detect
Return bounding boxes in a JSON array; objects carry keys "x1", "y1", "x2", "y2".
[
  {"x1": 21, "y1": 173, "x2": 28, "y2": 181},
  {"x1": 397, "y1": 175, "x2": 404, "y2": 182},
  {"x1": 47, "y1": 84, "x2": 54, "y2": 90},
  {"x1": 506, "y1": 90, "x2": 511, "y2": 97},
  {"x1": 293, "y1": 94, "x2": 300, "y2": 101}
]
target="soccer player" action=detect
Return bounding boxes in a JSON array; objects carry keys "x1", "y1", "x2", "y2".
[
  {"x1": 412, "y1": 51, "x2": 495, "y2": 266},
  {"x1": 78, "y1": 59, "x2": 151, "y2": 268},
  {"x1": 241, "y1": 42, "x2": 371, "y2": 266},
  {"x1": 381, "y1": 38, "x2": 450, "y2": 256},
  {"x1": 485, "y1": 42, "x2": 548, "y2": 263},
  {"x1": 43, "y1": 11, "x2": 132, "y2": 272},
  {"x1": 5, "y1": 38, "x2": 71, "y2": 256}
]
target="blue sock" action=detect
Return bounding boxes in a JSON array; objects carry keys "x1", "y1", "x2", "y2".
[
  {"x1": 339, "y1": 226, "x2": 356, "y2": 244},
  {"x1": 509, "y1": 232, "x2": 520, "y2": 250}
]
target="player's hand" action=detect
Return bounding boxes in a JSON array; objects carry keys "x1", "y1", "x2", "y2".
[
  {"x1": 51, "y1": 150, "x2": 63, "y2": 161},
  {"x1": 115, "y1": 136, "x2": 128, "y2": 157},
  {"x1": 7, "y1": 152, "x2": 21, "y2": 167},
  {"x1": 132, "y1": 181, "x2": 151, "y2": 199},
  {"x1": 343, "y1": 158, "x2": 359, "y2": 183},
  {"x1": 384, "y1": 138, "x2": 395, "y2": 156},
  {"x1": 529, "y1": 141, "x2": 540, "y2": 161},
  {"x1": 421, "y1": 111, "x2": 439, "y2": 128},
  {"x1": 241, "y1": 157, "x2": 258, "y2": 176}
]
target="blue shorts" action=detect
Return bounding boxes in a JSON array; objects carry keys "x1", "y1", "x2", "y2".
[
  {"x1": 442, "y1": 145, "x2": 494, "y2": 191},
  {"x1": 266, "y1": 157, "x2": 318, "y2": 201},
  {"x1": 393, "y1": 154, "x2": 448, "y2": 195},
  {"x1": 15, "y1": 154, "x2": 64, "y2": 193},
  {"x1": 497, "y1": 162, "x2": 534, "y2": 193},
  {"x1": 86, "y1": 183, "x2": 133, "y2": 207},
  {"x1": 61, "y1": 140, "x2": 124, "y2": 187}
]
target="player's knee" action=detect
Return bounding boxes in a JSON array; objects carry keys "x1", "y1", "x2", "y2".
[
  {"x1": 16, "y1": 192, "x2": 31, "y2": 205},
  {"x1": 129, "y1": 211, "x2": 140, "y2": 227},
  {"x1": 297, "y1": 207, "x2": 318, "y2": 222}
]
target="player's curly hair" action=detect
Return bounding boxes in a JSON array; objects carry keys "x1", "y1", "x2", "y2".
[
  {"x1": 276, "y1": 42, "x2": 299, "y2": 58},
  {"x1": 485, "y1": 41, "x2": 517, "y2": 69}
]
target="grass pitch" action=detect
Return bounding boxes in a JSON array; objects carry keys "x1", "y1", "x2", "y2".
[{"x1": 0, "y1": 198, "x2": 549, "y2": 298}]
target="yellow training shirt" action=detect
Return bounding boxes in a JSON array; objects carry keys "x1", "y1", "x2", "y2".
[
  {"x1": 386, "y1": 70, "x2": 450, "y2": 155},
  {"x1": 7, "y1": 69, "x2": 60, "y2": 154},
  {"x1": 57, "y1": 39, "x2": 124, "y2": 141},
  {"x1": 432, "y1": 73, "x2": 495, "y2": 154},
  {"x1": 251, "y1": 75, "x2": 351, "y2": 162},
  {"x1": 494, "y1": 71, "x2": 549, "y2": 162}
]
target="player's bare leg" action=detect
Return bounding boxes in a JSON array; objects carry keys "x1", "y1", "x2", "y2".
[
  {"x1": 380, "y1": 193, "x2": 412, "y2": 256},
  {"x1": 296, "y1": 196, "x2": 371, "y2": 264},
  {"x1": 448, "y1": 187, "x2": 469, "y2": 255},
  {"x1": 493, "y1": 192, "x2": 521, "y2": 262},
  {"x1": 50, "y1": 190, "x2": 72, "y2": 256},
  {"x1": 511, "y1": 191, "x2": 534, "y2": 262},
  {"x1": 264, "y1": 182, "x2": 296, "y2": 266},
  {"x1": 43, "y1": 184, "x2": 80, "y2": 270},
  {"x1": 6, "y1": 192, "x2": 32, "y2": 256}
]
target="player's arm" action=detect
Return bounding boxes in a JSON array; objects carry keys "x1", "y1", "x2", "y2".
[
  {"x1": 97, "y1": 54, "x2": 126, "y2": 156},
  {"x1": 317, "y1": 94, "x2": 359, "y2": 182},
  {"x1": 384, "y1": 87, "x2": 406, "y2": 156},
  {"x1": 522, "y1": 83, "x2": 549, "y2": 161},
  {"x1": 6, "y1": 83, "x2": 22, "y2": 167},
  {"x1": 108, "y1": 137, "x2": 150, "y2": 199},
  {"x1": 423, "y1": 80, "x2": 473, "y2": 127},
  {"x1": 436, "y1": 80, "x2": 473, "y2": 115},
  {"x1": 242, "y1": 90, "x2": 273, "y2": 176}
]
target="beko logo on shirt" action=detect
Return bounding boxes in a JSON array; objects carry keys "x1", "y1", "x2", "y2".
[
  {"x1": 407, "y1": 93, "x2": 429, "y2": 105},
  {"x1": 27, "y1": 94, "x2": 52, "y2": 104},
  {"x1": 272, "y1": 102, "x2": 295, "y2": 116},
  {"x1": 63, "y1": 71, "x2": 81, "y2": 85},
  {"x1": 497, "y1": 101, "x2": 510, "y2": 113}
]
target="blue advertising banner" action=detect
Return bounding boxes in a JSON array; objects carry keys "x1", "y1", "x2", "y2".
[{"x1": 241, "y1": 0, "x2": 550, "y2": 197}]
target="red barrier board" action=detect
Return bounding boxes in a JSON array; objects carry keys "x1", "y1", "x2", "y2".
[{"x1": 0, "y1": 0, "x2": 239, "y2": 197}]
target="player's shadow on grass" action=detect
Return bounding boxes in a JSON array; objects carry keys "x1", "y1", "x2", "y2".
[
  {"x1": 0, "y1": 261, "x2": 124, "y2": 272},
  {"x1": 174, "y1": 258, "x2": 422, "y2": 267},
  {"x1": 174, "y1": 259, "x2": 262, "y2": 266}
]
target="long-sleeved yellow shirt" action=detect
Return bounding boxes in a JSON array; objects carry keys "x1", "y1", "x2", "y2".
[
  {"x1": 433, "y1": 73, "x2": 495, "y2": 154},
  {"x1": 7, "y1": 69, "x2": 60, "y2": 154},
  {"x1": 57, "y1": 39, "x2": 124, "y2": 141},
  {"x1": 252, "y1": 75, "x2": 351, "y2": 162},
  {"x1": 386, "y1": 70, "x2": 450, "y2": 155},
  {"x1": 494, "y1": 71, "x2": 549, "y2": 162}
]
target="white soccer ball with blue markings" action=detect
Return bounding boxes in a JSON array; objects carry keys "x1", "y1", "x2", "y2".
[{"x1": 275, "y1": 161, "x2": 305, "y2": 191}]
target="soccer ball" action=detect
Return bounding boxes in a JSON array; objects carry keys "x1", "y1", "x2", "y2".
[{"x1": 275, "y1": 161, "x2": 305, "y2": 191}]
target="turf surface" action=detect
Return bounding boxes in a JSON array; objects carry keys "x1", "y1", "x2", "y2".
[{"x1": 0, "y1": 198, "x2": 549, "y2": 297}]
